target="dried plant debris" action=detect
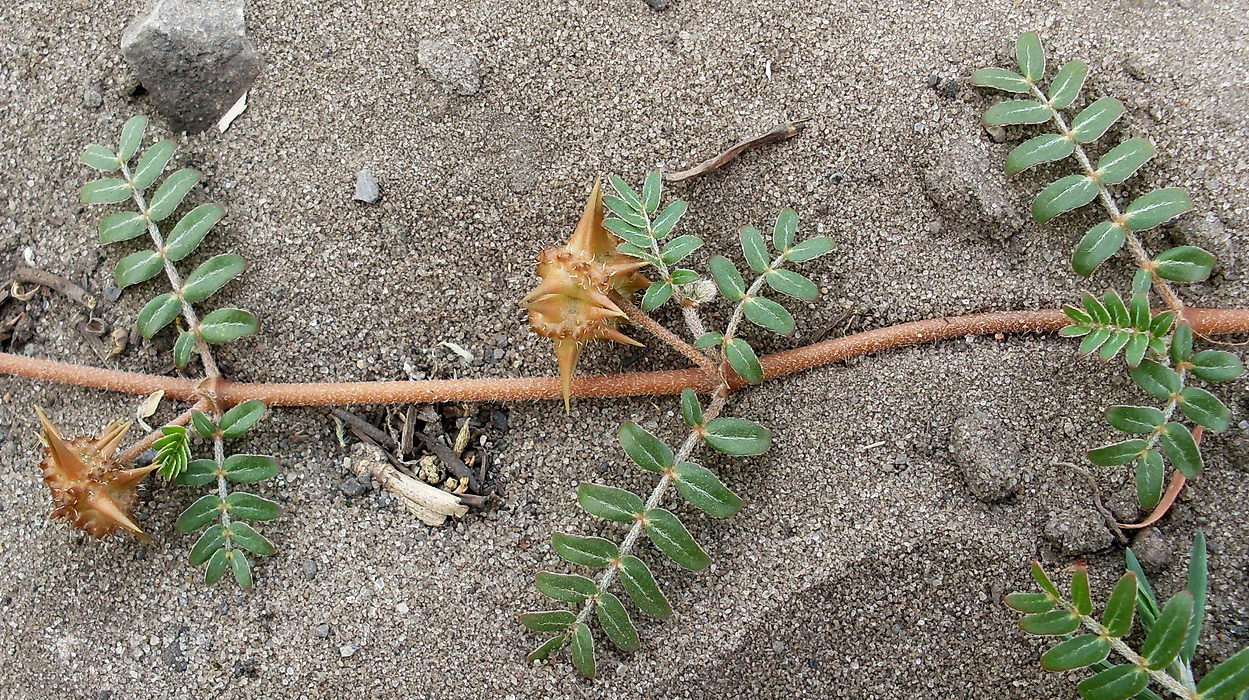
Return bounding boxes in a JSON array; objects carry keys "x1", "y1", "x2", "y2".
[{"x1": 664, "y1": 120, "x2": 808, "y2": 183}]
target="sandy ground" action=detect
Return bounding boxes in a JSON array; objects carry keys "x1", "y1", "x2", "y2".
[{"x1": 1, "y1": 0, "x2": 1247, "y2": 697}]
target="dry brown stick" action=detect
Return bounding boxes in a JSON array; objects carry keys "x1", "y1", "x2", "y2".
[
  {"x1": 12, "y1": 264, "x2": 98, "y2": 310},
  {"x1": 2, "y1": 307, "x2": 1247, "y2": 408},
  {"x1": 664, "y1": 120, "x2": 808, "y2": 183}
]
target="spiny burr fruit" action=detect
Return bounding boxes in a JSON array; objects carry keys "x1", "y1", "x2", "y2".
[
  {"x1": 524, "y1": 179, "x2": 651, "y2": 409},
  {"x1": 35, "y1": 406, "x2": 157, "y2": 541}
]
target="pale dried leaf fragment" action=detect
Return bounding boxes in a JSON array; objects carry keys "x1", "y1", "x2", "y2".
[
  {"x1": 218, "y1": 92, "x2": 248, "y2": 132},
  {"x1": 348, "y1": 442, "x2": 467, "y2": 526}
]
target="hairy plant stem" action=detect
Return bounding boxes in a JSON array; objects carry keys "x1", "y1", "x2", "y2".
[
  {"x1": 1072, "y1": 607, "x2": 1194, "y2": 698},
  {"x1": 610, "y1": 292, "x2": 718, "y2": 378},
  {"x1": 634, "y1": 191, "x2": 710, "y2": 347},
  {"x1": 1028, "y1": 84, "x2": 1185, "y2": 315},
  {"x1": 4, "y1": 307, "x2": 1248, "y2": 407}
]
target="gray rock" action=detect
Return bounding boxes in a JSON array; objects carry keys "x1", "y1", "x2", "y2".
[
  {"x1": 417, "y1": 39, "x2": 481, "y2": 96},
  {"x1": 82, "y1": 85, "x2": 104, "y2": 109},
  {"x1": 1044, "y1": 506, "x2": 1113, "y2": 556},
  {"x1": 314, "y1": 624, "x2": 331, "y2": 638},
  {"x1": 120, "y1": 0, "x2": 261, "y2": 133},
  {"x1": 353, "y1": 168, "x2": 380, "y2": 204},
  {"x1": 950, "y1": 409, "x2": 1026, "y2": 503},
  {"x1": 645, "y1": 0, "x2": 672, "y2": 9},
  {"x1": 1131, "y1": 527, "x2": 1172, "y2": 574},
  {"x1": 922, "y1": 136, "x2": 1027, "y2": 240},
  {"x1": 301, "y1": 560, "x2": 319, "y2": 580},
  {"x1": 341, "y1": 477, "x2": 367, "y2": 497}
]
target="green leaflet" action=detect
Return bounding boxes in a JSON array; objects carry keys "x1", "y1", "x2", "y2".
[
  {"x1": 1154, "y1": 245, "x2": 1215, "y2": 283},
  {"x1": 1031, "y1": 562, "x2": 1060, "y2": 598},
  {"x1": 595, "y1": 592, "x2": 639, "y2": 652},
  {"x1": 640, "y1": 280, "x2": 672, "y2": 312},
  {"x1": 772, "y1": 208, "x2": 798, "y2": 252},
  {"x1": 577, "y1": 483, "x2": 644, "y2": 523},
  {"x1": 739, "y1": 226, "x2": 770, "y2": 273},
  {"x1": 674, "y1": 462, "x2": 742, "y2": 518},
  {"x1": 224, "y1": 491, "x2": 280, "y2": 521},
  {"x1": 1196, "y1": 646, "x2": 1249, "y2": 700},
  {"x1": 724, "y1": 337, "x2": 763, "y2": 384},
  {"x1": 1046, "y1": 60, "x2": 1088, "y2": 109},
  {"x1": 1105, "y1": 405, "x2": 1164, "y2": 434},
  {"x1": 1140, "y1": 592, "x2": 1192, "y2": 669},
  {"x1": 1071, "y1": 565, "x2": 1093, "y2": 615},
  {"x1": 1130, "y1": 360, "x2": 1181, "y2": 399},
  {"x1": 189, "y1": 525, "x2": 227, "y2": 566},
  {"x1": 137, "y1": 293, "x2": 181, "y2": 338},
  {"x1": 1159, "y1": 422, "x2": 1202, "y2": 478},
  {"x1": 661, "y1": 234, "x2": 703, "y2": 265},
  {"x1": 1171, "y1": 322, "x2": 1193, "y2": 364},
  {"x1": 222, "y1": 454, "x2": 279, "y2": 483},
  {"x1": 230, "y1": 549, "x2": 253, "y2": 588},
  {"x1": 983, "y1": 100, "x2": 1050, "y2": 126},
  {"x1": 608, "y1": 175, "x2": 643, "y2": 212},
  {"x1": 81, "y1": 178, "x2": 132, "y2": 204},
  {"x1": 1183, "y1": 531, "x2": 1208, "y2": 665},
  {"x1": 526, "y1": 635, "x2": 567, "y2": 663},
  {"x1": 1075, "y1": 664, "x2": 1147, "y2": 700},
  {"x1": 1179, "y1": 386, "x2": 1230, "y2": 431},
  {"x1": 229, "y1": 521, "x2": 275, "y2": 556},
  {"x1": 182, "y1": 254, "x2": 247, "y2": 303},
  {"x1": 643, "y1": 508, "x2": 709, "y2": 571},
  {"x1": 176, "y1": 494, "x2": 223, "y2": 532},
  {"x1": 147, "y1": 169, "x2": 201, "y2": 221},
  {"x1": 551, "y1": 532, "x2": 619, "y2": 568},
  {"x1": 641, "y1": 170, "x2": 662, "y2": 214},
  {"x1": 117, "y1": 115, "x2": 147, "y2": 161},
  {"x1": 198, "y1": 308, "x2": 258, "y2": 344},
  {"x1": 205, "y1": 547, "x2": 229, "y2": 584},
  {"x1": 1122, "y1": 188, "x2": 1193, "y2": 232},
  {"x1": 175, "y1": 459, "x2": 217, "y2": 487},
  {"x1": 81, "y1": 144, "x2": 120, "y2": 171},
  {"x1": 1087, "y1": 439, "x2": 1146, "y2": 467},
  {"x1": 606, "y1": 219, "x2": 652, "y2": 248},
  {"x1": 1102, "y1": 572, "x2": 1137, "y2": 638},
  {"x1": 1190, "y1": 350, "x2": 1243, "y2": 382},
  {"x1": 98, "y1": 211, "x2": 148, "y2": 244},
  {"x1": 694, "y1": 332, "x2": 724, "y2": 349},
  {"x1": 970, "y1": 67, "x2": 1031, "y2": 93},
  {"x1": 115, "y1": 250, "x2": 163, "y2": 288},
  {"x1": 618, "y1": 422, "x2": 674, "y2": 473},
  {"x1": 535, "y1": 571, "x2": 596, "y2": 603},
  {"x1": 131, "y1": 139, "x2": 176, "y2": 191},
  {"x1": 1135, "y1": 450, "x2": 1164, "y2": 511},
  {"x1": 519, "y1": 610, "x2": 576, "y2": 633},
  {"x1": 165, "y1": 204, "x2": 225, "y2": 261},
  {"x1": 703, "y1": 417, "x2": 771, "y2": 456},
  {"x1": 1041, "y1": 635, "x2": 1110, "y2": 672},
  {"x1": 1019, "y1": 609, "x2": 1080, "y2": 636},
  {"x1": 190, "y1": 411, "x2": 217, "y2": 439},
  {"x1": 1071, "y1": 222, "x2": 1125, "y2": 276},
  {"x1": 669, "y1": 268, "x2": 698, "y2": 284},
  {"x1": 1095, "y1": 138, "x2": 1156, "y2": 185},
  {"x1": 173, "y1": 330, "x2": 196, "y2": 368},
  {"x1": 651, "y1": 200, "x2": 687, "y2": 238},
  {"x1": 604, "y1": 196, "x2": 647, "y2": 228},
  {"x1": 709, "y1": 255, "x2": 745, "y2": 301},
  {"x1": 785, "y1": 236, "x2": 834, "y2": 263},
  {"x1": 617, "y1": 555, "x2": 670, "y2": 619},
  {"x1": 1015, "y1": 31, "x2": 1045, "y2": 83},
  {"x1": 680, "y1": 388, "x2": 703, "y2": 427},
  {"x1": 1069, "y1": 97, "x2": 1124, "y2": 143},
  {"x1": 1003, "y1": 592, "x2": 1055, "y2": 613},
  {"x1": 1032, "y1": 174, "x2": 1098, "y2": 223},
  {"x1": 569, "y1": 622, "x2": 595, "y2": 678},
  {"x1": 743, "y1": 296, "x2": 795, "y2": 335},
  {"x1": 1006, "y1": 133, "x2": 1075, "y2": 175},
  {"x1": 765, "y1": 269, "x2": 818, "y2": 300},
  {"x1": 220, "y1": 399, "x2": 266, "y2": 437}
]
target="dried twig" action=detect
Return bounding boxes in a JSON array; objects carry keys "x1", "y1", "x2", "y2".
[
  {"x1": 664, "y1": 120, "x2": 808, "y2": 183},
  {"x1": 347, "y1": 442, "x2": 467, "y2": 526},
  {"x1": 12, "y1": 264, "x2": 97, "y2": 310},
  {"x1": 1062, "y1": 461, "x2": 1128, "y2": 546}
]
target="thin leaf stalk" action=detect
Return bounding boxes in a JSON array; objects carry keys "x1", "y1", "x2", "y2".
[
  {"x1": 722, "y1": 252, "x2": 786, "y2": 345},
  {"x1": 636, "y1": 194, "x2": 710, "y2": 343}
]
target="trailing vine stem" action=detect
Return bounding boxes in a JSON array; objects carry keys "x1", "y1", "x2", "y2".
[{"x1": 1026, "y1": 84, "x2": 1186, "y2": 316}]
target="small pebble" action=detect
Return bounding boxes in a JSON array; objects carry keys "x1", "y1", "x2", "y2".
[
  {"x1": 339, "y1": 644, "x2": 358, "y2": 658},
  {"x1": 645, "y1": 0, "x2": 671, "y2": 9},
  {"x1": 302, "y1": 560, "x2": 319, "y2": 580},
  {"x1": 82, "y1": 86, "x2": 104, "y2": 109},
  {"x1": 315, "y1": 624, "x2": 331, "y2": 638},
  {"x1": 353, "y1": 168, "x2": 380, "y2": 204}
]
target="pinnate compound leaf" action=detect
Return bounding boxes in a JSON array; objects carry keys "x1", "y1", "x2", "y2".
[
  {"x1": 1041, "y1": 635, "x2": 1111, "y2": 672},
  {"x1": 230, "y1": 549, "x2": 252, "y2": 588},
  {"x1": 551, "y1": 532, "x2": 618, "y2": 568},
  {"x1": 618, "y1": 422, "x2": 674, "y2": 473},
  {"x1": 785, "y1": 236, "x2": 834, "y2": 263},
  {"x1": 643, "y1": 508, "x2": 709, "y2": 571},
  {"x1": 224, "y1": 491, "x2": 280, "y2": 521},
  {"x1": 82, "y1": 144, "x2": 120, "y2": 171},
  {"x1": 1015, "y1": 31, "x2": 1045, "y2": 82},
  {"x1": 173, "y1": 330, "x2": 196, "y2": 368},
  {"x1": 1196, "y1": 646, "x2": 1249, "y2": 700},
  {"x1": 1131, "y1": 360, "x2": 1181, "y2": 399},
  {"x1": 577, "y1": 483, "x2": 643, "y2": 522},
  {"x1": 189, "y1": 524, "x2": 226, "y2": 566},
  {"x1": 596, "y1": 592, "x2": 640, "y2": 652},
  {"x1": 970, "y1": 67, "x2": 1031, "y2": 93},
  {"x1": 165, "y1": 203, "x2": 225, "y2": 261},
  {"x1": 1154, "y1": 245, "x2": 1215, "y2": 283},
  {"x1": 205, "y1": 547, "x2": 229, "y2": 584},
  {"x1": 709, "y1": 256, "x2": 745, "y2": 301},
  {"x1": 1122, "y1": 188, "x2": 1193, "y2": 232},
  {"x1": 680, "y1": 388, "x2": 703, "y2": 427},
  {"x1": 1004, "y1": 592, "x2": 1055, "y2": 613},
  {"x1": 526, "y1": 635, "x2": 567, "y2": 663},
  {"x1": 983, "y1": 100, "x2": 1050, "y2": 126},
  {"x1": 1032, "y1": 174, "x2": 1098, "y2": 223},
  {"x1": 1070, "y1": 98, "x2": 1125, "y2": 143},
  {"x1": 1006, "y1": 134, "x2": 1075, "y2": 175},
  {"x1": 99, "y1": 211, "x2": 148, "y2": 244},
  {"x1": 1102, "y1": 572, "x2": 1137, "y2": 638},
  {"x1": 1072, "y1": 222, "x2": 1126, "y2": 276},
  {"x1": 569, "y1": 622, "x2": 595, "y2": 678},
  {"x1": 198, "y1": 308, "x2": 258, "y2": 344},
  {"x1": 1105, "y1": 406, "x2": 1164, "y2": 435},
  {"x1": 661, "y1": 234, "x2": 703, "y2": 265},
  {"x1": 1140, "y1": 591, "x2": 1193, "y2": 669},
  {"x1": 1190, "y1": 350, "x2": 1243, "y2": 382},
  {"x1": 1096, "y1": 138, "x2": 1156, "y2": 185},
  {"x1": 743, "y1": 296, "x2": 795, "y2": 335},
  {"x1": 1180, "y1": 387, "x2": 1230, "y2": 431},
  {"x1": 766, "y1": 269, "x2": 818, "y2": 300},
  {"x1": 725, "y1": 337, "x2": 763, "y2": 384},
  {"x1": 81, "y1": 178, "x2": 132, "y2": 204},
  {"x1": 704, "y1": 417, "x2": 771, "y2": 456},
  {"x1": 535, "y1": 571, "x2": 597, "y2": 603},
  {"x1": 1076, "y1": 664, "x2": 1148, "y2": 700},
  {"x1": 773, "y1": 208, "x2": 798, "y2": 252},
  {"x1": 176, "y1": 494, "x2": 222, "y2": 532},
  {"x1": 148, "y1": 169, "x2": 201, "y2": 222},
  {"x1": 641, "y1": 280, "x2": 673, "y2": 311},
  {"x1": 223, "y1": 454, "x2": 279, "y2": 483},
  {"x1": 1071, "y1": 565, "x2": 1093, "y2": 615},
  {"x1": 651, "y1": 200, "x2": 687, "y2": 238},
  {"x1": 1047, "y1": 60, "x2": 1088, "y2": 109},
  {"x1": 674, "y1": 462, "x2": 742, "y2": 518},
  {"x1": 117, "y1": 115, "x2": 147, "y2": 161},
  {"x1": 220, "y1": 399, "x2": 266, "y2": 438},
  {"x1": 740, "y1": 226, "x2": 770, "y2": 273},
  {"x1": 520, "y1": 610, "x2": 575, "y2": 633},
  {"x1": 229, "y1": 521, "x2": 274, "y2": 556},
  {"x1": 182, "y1": 254, "x2": 246, "y2": 303},
  {"x1": 137, "y1": 293, "x2": 181, "y2": 338},
  {"x1": 1020, "y1": 609, "x2": 1080, "y2": 636},
  {"x1": 1136, "y1": 450, "x2": 1164, "y2": 511},
  {"x1": 618, "y1": 555, "x2": 670, "y2": 619},
  {"x1": 1160, "y1": 423, "x2": 1203, "y2": 478},
  {"x1": 131, "y1": 139, "x2": 176, "y2": 191},
  {"x1": 1088, "y1": 439, "x2": 1146, "y2": 466}
]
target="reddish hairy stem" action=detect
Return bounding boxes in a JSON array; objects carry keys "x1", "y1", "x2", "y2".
[{"x1": 2, "y1": 307, "x2": 1246, "y2": 407}]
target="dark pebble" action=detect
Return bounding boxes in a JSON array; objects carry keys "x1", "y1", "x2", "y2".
[{"x1": 645, "y1": 0, "x2": 671, "y2": 8}]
